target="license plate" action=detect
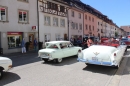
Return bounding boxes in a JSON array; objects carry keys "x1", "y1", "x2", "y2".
[
  {"x1": 92, "y1": 57, "x2": 98, "y2": 61},
  {"x1": 41, "y1": 55, "x2": 48, "y2": 58}
]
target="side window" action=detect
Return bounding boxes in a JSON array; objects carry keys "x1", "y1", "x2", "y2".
[
  {"x1": 60, "y1": 43, "x2": 68, "y2": 49},
  {"x1": 68, "y1": 43, "x2": 73, "y2": 47}
]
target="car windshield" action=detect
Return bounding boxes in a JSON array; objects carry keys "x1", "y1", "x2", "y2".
[{"x1": 45, "y1": 43, "x2": 59, "y2": 49}]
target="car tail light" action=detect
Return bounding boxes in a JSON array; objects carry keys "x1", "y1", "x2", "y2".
[
  {"x1": 78, "y1": 50, "x2": 81, "y2": 53},
  {"x1": 114, "y1": 53, "x2": 116, "y2": 56}
]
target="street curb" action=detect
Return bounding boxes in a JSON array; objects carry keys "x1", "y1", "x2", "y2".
[{"x1": 105, "y1": 52, "x2": 129, "y2": 86}]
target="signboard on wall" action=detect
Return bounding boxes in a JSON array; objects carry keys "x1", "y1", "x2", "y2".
[{"x1": 32, "y1": 26, "x2": 38, "y2": 31}]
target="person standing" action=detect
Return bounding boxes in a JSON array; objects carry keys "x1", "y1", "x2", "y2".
[
  {"x1": 21, "y1": 38, "x2": 26, "y2": 53},
  {"x1": 34, "y1": 38, "x2": 38, "y2": 51},
  {"x1": 87, "y1": 38, "x2": 94, "y2": 47}
]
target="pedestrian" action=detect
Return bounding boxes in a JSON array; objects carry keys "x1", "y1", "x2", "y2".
[
  {"x1": 87, "y1": 37, "x2": 94, "y2": 47},
  {"x1": 34, "y1": 38, "x2": 38, "y2": 51},
  {"x1": 21, "y1": 38, "x2": 26, "y2": 53}
]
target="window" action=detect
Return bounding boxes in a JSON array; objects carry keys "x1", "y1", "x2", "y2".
[
  {"x1": 76, "y1": 23, "x2": 78, "y2": 29},
  {"x1": 60, "y1": 19, "x2": 65, "y2": 27},
  {"x1": 18, "y1": 0, "x2": 28, "y2": 2},
  {"x1": 56, "y1": 34, "x2": 61, "y2": 41},
  {"x1": 89, "y1": 25, "x2": 91, "y2": 31},
  {"x1": 7, "y1": 32, "x2": 23, "y2": 49},
  {"x1": 47, "y1": 2, "x2": 58, "y2": 10},
  {"x1": 86, "y1": 24, "x2": 88, "y2": 30},
  {"x1": 85, "y1": 15, "x2": 87, "y2": 20},
  {"x1": 0, "y1": 7, "x2": 7, "y2": 21},
  {"x1": 79, "y1": 13, "x2": 81, "y2": 19},
  {"x1": 18, "y1": 10, "x2": 28, "y2": 23},
  {"x1": 53, "y1": 17, "x2": 58, "y2": 26},
  {"x1": 44, "y1": 16, "x2": 50, "y2": 25},
  {"x1": 98, "y1": 22, "x2": 99, "y2": 25},
  {"x1": 93, "y1": 26, "x2": 94, "y2": 31},
  {"x1": 71, "y1": 22, "x2": 75, "y2": 29},
  {"x1": 60, "y1": 6, "x2": 65, "y2": 12},
  {"x1": 44, "y1": 34, "x2": 51, "y2": 42},
  {"x1": 89, "y1": 16, "x2": 91, "y2": 21},
  {"x1": 92, "y1": 18, "x2": 94, "y2": 22},
  {"x1": 79, "y1": 24, "x2": 82, "y2": 30},
  {"x1": 72, "y1": 11, "x2": 74, "y2": 17}
]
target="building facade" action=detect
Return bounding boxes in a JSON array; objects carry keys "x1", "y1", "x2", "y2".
[
  {"x1": 0, "y1": 0, "x2": 38, "y2": 54},
  {"x1": 120, "y1": 25, "x2": 130, "y2": 35},
  {"x1": 84, "y1": 10, "x2": 97, "y2": 37},
  {"x1": 38, "y1": 0, "x2": 69, "y2": 44},
  {"x1": 67, "y1": 1, "x2": 84, "y2": 40}
]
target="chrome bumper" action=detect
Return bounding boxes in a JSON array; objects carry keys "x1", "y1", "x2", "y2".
[{"x1": 77, "y1": 58, "x2": 113, "y2": 66}]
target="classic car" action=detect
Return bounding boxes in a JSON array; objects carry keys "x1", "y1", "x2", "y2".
[
  {"x1": 77, "y1": 39, "x2": 127, "y2": 68},
  {"x1": 38, "y1": 41, "x2": 82, "y2": 63},
  {"x1": 0, "y1": 56, "x2": 12, "y2": 79},
  {"x1": 121, "y1": 38, "x2": 130, "y2": 47}
]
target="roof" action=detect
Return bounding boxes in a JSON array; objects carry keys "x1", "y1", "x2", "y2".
[{"x1": 45, "y1": 41, "x2": 70, "y2": 44}]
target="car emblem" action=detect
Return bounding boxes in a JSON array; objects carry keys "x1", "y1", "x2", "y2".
[{"x1": 93, "y1": 52, "x2": 99, "y2": 56}]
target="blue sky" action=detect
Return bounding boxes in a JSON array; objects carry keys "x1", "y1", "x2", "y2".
[{"x1": 81, "y1": 0, "x2": 130, "y2": 27}]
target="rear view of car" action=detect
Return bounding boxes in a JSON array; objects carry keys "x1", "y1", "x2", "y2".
[{"x1": 121, "y1": 38, "x2": 130, "y2": 48}]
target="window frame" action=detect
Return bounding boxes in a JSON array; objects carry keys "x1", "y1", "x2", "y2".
[
  {"x1": 79, "y1": 24, "x2": 82, "y2": 30},
  {"x1": 60, "y1": 19, "x2": 65, "y2": 27},
  {"x1": 17, "y1": 0, "x2": 29, "y2": 3},
  {"x1": 0, "y1": 6, "x2": 8, "y2": 22},
  {"x1": 53, "y1": 17, "x2": 58, "y2": 26},
  {"x1": 44, "y1": 16, "x2": 51, "y2": 26},
  {"x1": 18, "y1": 10, "x2": 29, "y2": 23},
  {"x1": 71, "y1": 10, "x2": 74, "y2": 17}
]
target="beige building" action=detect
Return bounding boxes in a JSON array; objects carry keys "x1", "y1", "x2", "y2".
[
  {"x1": 38, "y1": 0, "x2": 68, "y2": 44},
  {"x1": 0, "y1": 0, "x2": 38, "y2": 54}
]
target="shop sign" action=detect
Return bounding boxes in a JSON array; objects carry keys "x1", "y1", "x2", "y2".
[
  {"x1": 32, "y1": 26, "x2": 37, "y2": 31},
  {"x1": 7, "y1": 32, "x2": 23, "y2": 35}
]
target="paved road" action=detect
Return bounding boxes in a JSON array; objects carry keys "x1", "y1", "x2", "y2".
[{"x1": 0, "y1": 51, "x2": 129, "y2": 86}]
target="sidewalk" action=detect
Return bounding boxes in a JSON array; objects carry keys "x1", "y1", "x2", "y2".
[
  {"x1": 0, "y1": 50, "x2": 38, "y2": 57},
  {"x1": 107, "y1": 50, "x2": 130, "y2": 86}
]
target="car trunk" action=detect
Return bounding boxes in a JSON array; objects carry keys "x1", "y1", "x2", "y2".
[{"x1": 83, "y1": 45, "x2": 116, "y2": 62}]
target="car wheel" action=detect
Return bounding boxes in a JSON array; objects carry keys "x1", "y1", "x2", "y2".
[
  {"x1": 0, "y1": 70, "x2": 3, "y2": 80},
  {"x1": 56, "y1": 58, "x2": 62, "y2": 63},
  {"x1": 114, "y1": 64, "x2": 119, "y2": 69},
  {"x1": 85, "y1": 63, "x2": 91, "y2": 66},
  {"x1": 42, "y1": 58, "x2": 48, "y2": 62}
]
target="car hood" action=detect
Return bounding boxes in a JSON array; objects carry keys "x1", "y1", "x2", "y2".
[
  {"x1": 0, "y1": 57, "x2": 11, "y2": 61},
  {"x1": 39, "y1": 48, "x2": 57, "y2": 53}
]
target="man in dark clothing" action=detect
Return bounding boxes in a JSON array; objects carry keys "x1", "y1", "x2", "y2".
[{"x1": 34, "y1": 38, "x2": 38, "y2": 51}]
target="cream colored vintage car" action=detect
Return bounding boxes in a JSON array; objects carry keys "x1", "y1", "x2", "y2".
[
  {"x1": 0, "y1": 57, "x2": 12, "y2": 79},
  {"x1": 38, "y1": 41, "x2": 82, "y2": 63},
  {"x1": 77, "y1": 43, "x2": 127, "y2": 68}
]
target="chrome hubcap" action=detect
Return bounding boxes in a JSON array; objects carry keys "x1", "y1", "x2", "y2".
[{"x1": 58, "y1": 58, "x2": 62, "y2": 62}]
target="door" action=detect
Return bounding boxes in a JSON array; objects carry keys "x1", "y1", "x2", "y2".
[
  {"x1": 29, "y1": 34, "x2": 34, "y2": 50},
  {"x1": 64, "y1": 34, "x2": 67, "y2": 40}
]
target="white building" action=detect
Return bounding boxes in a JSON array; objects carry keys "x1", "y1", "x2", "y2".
[
  {"x1": 0, "y1": 0, "x2": 38, "y2": 54},
  {"x1": 38, "y1": 0, "x2": 69, "y2": 45}
]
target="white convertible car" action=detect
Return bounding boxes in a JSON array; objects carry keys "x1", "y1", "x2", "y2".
[
  {"x1": 77, "y1": 41, "x2": 127, "y2": 68},
  {"x1": 38, "y1": 41, "x2": 82, "y2": 63}
]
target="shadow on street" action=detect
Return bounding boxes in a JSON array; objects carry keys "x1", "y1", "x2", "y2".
[
  {"x1": 82, "y1": 64, "x2": 117, "y2": 75},
  {"x1": 1, "y1": 52, "x2": 41, "y2": 67},
  {"x1": 0, "y1": 72, "x2": 21, "y2": 86},
  {"x1": 42, "y1": 56, "x2": 78, "y2": 66}
]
